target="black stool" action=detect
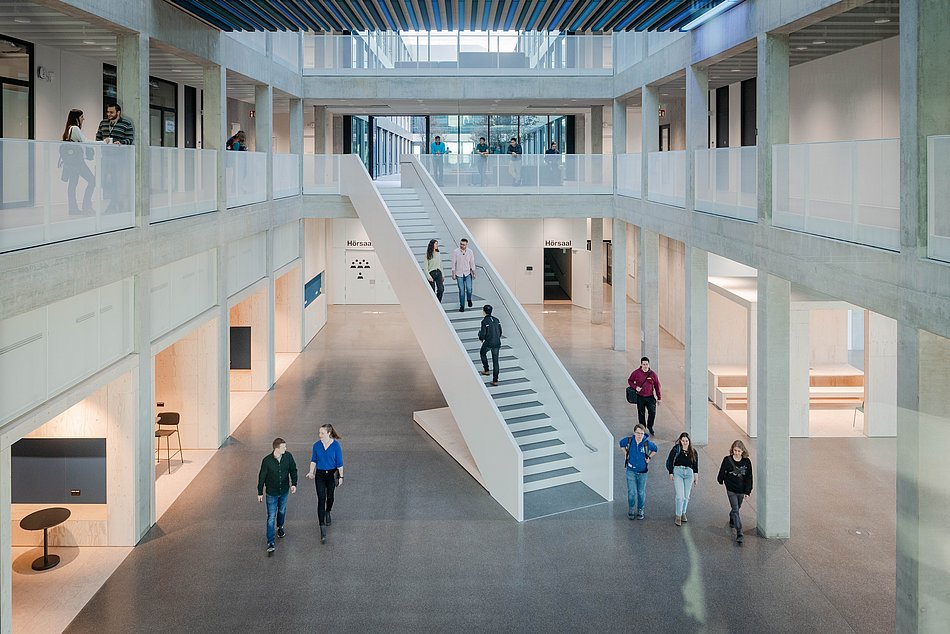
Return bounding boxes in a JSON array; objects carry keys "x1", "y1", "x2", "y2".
[{"x1": 155, "y1": 411, "x2": 183, "y2": 473}]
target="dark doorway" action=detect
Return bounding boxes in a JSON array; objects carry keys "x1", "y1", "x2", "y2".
[
  {"x1": 183, "y1": 85, "x2": 197, "y2": 148},
  {"x1": 658, "y1": 124, "x2": 671, "y2": 151},
  {"x1": 740, "y1": 78, "x2": 756, "y2": 146},
  {"x1": 543, "y1": 248, "x2": 572, "y2": 301},
  {"x1": 715, "y1": 85, "x2": 729, "y2": 148},
  {"x1": 605, "y1": 240, "x2": 613, "y2": 284}
]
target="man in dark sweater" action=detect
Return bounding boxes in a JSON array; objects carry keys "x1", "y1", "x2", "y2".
[
  {"x1": 257, "y1": 437, "x2": 298, "y2": 553},
  {"x1": 95, "y1": 102, "x2": 135, "y2": 213},
  {"x1": 478, "y1": 304, "x2": 503, "y2": 386}
]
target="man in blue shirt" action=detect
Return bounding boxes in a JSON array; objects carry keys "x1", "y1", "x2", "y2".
[
  {"x1": 257, "y1": 437, "x2": 297, "y2": 553},
  {"x1": 618, "y1": 424, "x2": 658, "y2": 520},
  {"x1": 430, "y1": 135, "x2": 447, "y2": 185}
]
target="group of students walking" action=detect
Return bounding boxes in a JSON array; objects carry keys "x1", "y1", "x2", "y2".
[
  {"x1": 622, "y1": 357, "x2": 754, "y2": 544},
  {"x1": 256, "y1": 424, "x2": 344, "y2": 554}
]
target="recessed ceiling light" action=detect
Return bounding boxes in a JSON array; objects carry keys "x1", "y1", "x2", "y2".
[
  {"x1": 730, "y1": 68, "x2": 740, "y2": 72},
  {"x1": 661, "y1": 92, "x2": 669, "y2": 96},
  {"x1": 83, "y1": 40, "x2": 96, "y2": 45},
  {"x1": 795, "y1": 46, "x2": 808, "y2": 51},
  {"x1": 13, "y1": 17, "x2": 31, "y2": 24},
  {"x1": 873, "y1": 18, "x2": 891, "y2": 24},
  {"x1": 102, "y1": 46, "x2": 114, "y2": 50},
  {"x1": 812, "y1": 40, "x2": 826, "y2": 45},
  {"x1": 171, "y1": 69, "x2": 182, "y2": 73}
]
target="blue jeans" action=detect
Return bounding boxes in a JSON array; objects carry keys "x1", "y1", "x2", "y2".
[
  {"x1": 625, "y1": 469, "x2": 648, "y2": 514},
  {"x1": 673, "y1": 466, "x2": 694, "y2": 516},
  {"x1": 265, "y1": 492, "x2": 288, "y2": 544},
  {"x1": 456, "y1": 274, "x2": 473, "y2": 308}
]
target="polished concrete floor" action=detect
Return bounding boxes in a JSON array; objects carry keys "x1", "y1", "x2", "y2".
[{"x1": 65, "y1": 300, "x2": 896, "y2": 633}]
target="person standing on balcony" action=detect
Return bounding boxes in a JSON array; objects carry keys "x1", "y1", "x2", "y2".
[
  {"x1": 478, "y1": 304, "x2": 503, "y2": 386},
  {"x1": 451, "y1": 237, "x2": 476, "y2": 312},
  {"x1": 475, "y1": 136, "x2": 490, "y2": 186},
  {"x1": 543, "y1": 141, "x2": 562, "y2": 186},
  {"x1": 94, "y1": 102, "x2": 134, "y2": 214},
  {"x1": 507, "y1": 137, "x2": 523, "y2": 186},
  {"x1": 425, "y1": 239, "x2": 444, "y2": 302},
  {"x1": 619, "y1": 424, "x2": 658, "y2": 520},
  {"x1": 306, "y1": 424, "x2": 344, "y2": 545},
  {"x1": 430, "y1": 135, "x2": 447, "y2": 185},
  {"x1": 226, "y1": 130, "x2": 248, "y2": 151},
  {"x1": 717, "y1": 439, "x2": 753, "y2": 544},
  {"x1": 666, "y1": 432, "x2": 699, "y2": 527},
  {"x1": 257, "y1": 437, "x2": 298, "y2": 554},
  {"x1": 60, "y1": 109, "x2": 97, "y2": 215},
  {"x1": 628, "y1": 356, "x2": 661, "y2": 436}
]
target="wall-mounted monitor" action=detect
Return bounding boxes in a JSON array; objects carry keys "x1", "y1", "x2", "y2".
[
  {"x1": 230, "y1": 326, "x2": 252, "y2": 370},
  {"x1": 12, "y1": 438, "x2": 107, "y2": 504}
]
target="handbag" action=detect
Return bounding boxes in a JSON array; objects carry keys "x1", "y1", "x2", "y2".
[{"x1": 625, "y1": 386, "x2": 638, "y2": 404}]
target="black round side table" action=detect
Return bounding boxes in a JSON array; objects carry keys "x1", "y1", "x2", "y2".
[{"x1": 20, "y1": 507, "x2": 71, "y2": 571}]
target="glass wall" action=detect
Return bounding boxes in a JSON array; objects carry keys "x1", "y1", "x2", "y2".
[{"x1": 425, "y1": 115, "x2": 572, "y2": 156}]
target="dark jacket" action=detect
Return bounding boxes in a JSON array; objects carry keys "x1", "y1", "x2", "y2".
[
  {"x1": 666, "y1": 444, "x2": 699, "y2": 474},
  {"x1": 717, "y1": 456, "x2": 753, "y2": 495},
  {"x1": 258, "y1": 451, "x2": 298, "y2": 496},
  {"x1": 478, "y1": 315, "x2": 503, "y2": 347},
  {"x1": 95, "y1": 115, "x2": 135, "y2": 145}
]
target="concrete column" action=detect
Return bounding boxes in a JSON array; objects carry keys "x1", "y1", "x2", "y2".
[
  {"x1": 290, "y1": 98, "x2": 304, "y2": 193},
  {"x1": 314, "y1": 105, "x2": 331, "y2": 154},
  {"x1": 575, "y1": 113, "x2": 587, "y2": 155},
  {"x1": 0, "y1": 444, "x2": 11, "y2": 634},
  {"x1": 788, "y1": 309, "x2": 810, "y2": 437},
  {"x1": 756, "y1": 33, "x2": 789, "y2": 222},
  {"x1": 215, "y1": 246, "x2": 230, "y2": 444},
  {"x1": 132, "y1": 272, "x2": 155, "y2": 539},
  {"x1": 612, "y1": 218, "x2": 627, "y2": 350},
  {"x1": 755, "y1": 273, "x2": 791, "y2": 538},
  {"x1": 202, "y1": 65, "x2": 227, "y2": 210},
  {"x1": 265, "y1": 230, "x2": 277, "y2": 389},
  {"x1": 590, "y1": 106, "x2": 604, "y2": 154},
  {"x1": 590, "y1": 218, "x2": 604, "y2": 325},
  {"x1": 747, "y1": 306, "x2": 757, "y2": 437},
  {"x1": 255, "y1": 84, "x2": 274, "y2": 199},
  {"x1": 865, "y1": 311, "x2": 897, "y2": 437},
  {"x1": 685, "y1": 64, "x2": 709, "y2": 212},
  {"x1": 638, "y1": 228, "x2": 660, "y2": 369},
  {"x1": 612, "y1": 98, "x2": 627, "y2": 154},
  {"x1": 116, "y1": 32, "x2": 149, "y2": 224},
  {"x1": 684, "y1": 245, "x2": 708, "y2": 444},
  {"x1": 641, "y1": 85, "x2": 659, "y2": 200}
]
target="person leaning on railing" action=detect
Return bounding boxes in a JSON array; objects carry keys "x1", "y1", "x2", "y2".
[{"x1": 94, "y1": 102, "x2": 134, "y2": 213}]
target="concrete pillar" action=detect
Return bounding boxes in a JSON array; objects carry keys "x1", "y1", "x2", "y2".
[
  {"x1": 265, "y1": 230, "x2": 277, "y2": 389},
  {"x1": 290, "y1": 97, "x2": 304, "y2": 193},
  {"x1": 641, "y1": 85, "x2": 659, "y2": 200},
  {"x1": 132, "y1": 272, "x2": 155, "y2": 539},
  {"x1": 684, "y1": 245, "x2": 708, "y2": 445},
  {"x1": 575, "y1": 113, "x2": 587, "y2": 155},
  {"x1": 255, "y1": 84, "x2": 274, "y2": 199},
  {"x1": 756, "y1": 33, "x2": 789, "y2": 222},
  {"x1": 747, "y1": 306, "x2": 757, "y2": 437},
  {"x1": 314, "y1": 105, "x2": 332, "y2": 154},
  {"x1": 1, "y1": 444, "x2": 11, "y2": 634},
  {"x1": 590, "y1": 218, "x2": 604, "y2": 325},
  {"x1": 788, "y1": 308, "x2": 810, "y2": 437},
  {"x1": 638, "y1": 228, "x2": 660, "y2": 370},
  {"x1": 612, "y1": 98, "x2": 627, "y2": 154},
  {"x1": 865, "y1": 311, "x2": 897, "y2": 437},
  {"x1": 755, "y1": 273, "x2": 791, "y2": 538},
  {"x1": 612, "y1": 218, "x2": 627, "y2": 350},
  {"x1": 590, "y1": 106, "x2": 604, "y2": 154},
  {"x1": 685, "y1": 64, "x2": 709, "y2": 212},
  {"x1": 215, "y1": 246, "x2": 230, "y2": 444},
  {"x1": 202, "y1": 65, "x2": 227, "y2": 209},
  {"x1": 116, "y1": 33, "x2": 149, "y2": 224}
]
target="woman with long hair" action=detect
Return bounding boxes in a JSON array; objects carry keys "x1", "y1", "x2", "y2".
[
  {"x1": 306, "y1": 423, "x2": 343, "y2": 544},
  {"x1": 717, "y1": 439, "x2": 753, "y2": 544},
  {"x1": 666, "y1": 431, "x2": 699, "y2": 526},
  {"x1": 60, "y1": 108, "x2": 96, "y2": 214},
  {"x1": 425, "y1": 238, "x2": 444, "y2": 302}
]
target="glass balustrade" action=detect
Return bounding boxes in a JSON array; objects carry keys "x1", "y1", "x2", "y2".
[
  {"x1": 616, "y1": 153, "x2": 642, "y2": 198},
  {"x1": 273, "y1": 154, "x2": 301, "y2": 199},
  {"x1": 0, "y1": 139, "x2": 134, "y2": 253},
  {"x1": 225, "y1": 151, "x2": 267, "y2": 208},
  {"x1": 149, "y1": 147, "x2": 217, "y2": 223},
  {"x1": 928, "y1": 135, "x2": 950, "y2": 263},
  {"x1": 694, "y1": 147, "x2": 757, "y2": 221},
  {"x1": 773, "y1": 139, "x2": 899, "y2": 251},
  {"x1": 419, "y1": 154, "x2": 612, "y2": 194},
  {"x1": 302, "y1": 154, "x2": 341, "y2": 194},
  {"x1": 647, "y1": 150, "x2": 686, "y2": 207},
  {"x1": 272, "y1": 31, "x2": 301, "y2": 71}
]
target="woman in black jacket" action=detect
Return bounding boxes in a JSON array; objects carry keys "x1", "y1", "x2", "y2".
[
  {"x1": 666, "y1": 432, "x2": 698, "y2": 526},
  {"x1": 717, "y1": 439, "x2": 753, "y2": 544}
]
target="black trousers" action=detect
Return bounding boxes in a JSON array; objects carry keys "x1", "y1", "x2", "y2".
[
  {"x1": 314, "y1": 469, "x2": 337, "y2": 526},
  {"x1": 480, "y1": 344, "x2": 500, "y2": 381},
  {"x1": 429, "y1": 268, "x2": 444, "y2": 301},
  {"x1": 637, "y1": 395, "x2": 657, "y2": 432}
]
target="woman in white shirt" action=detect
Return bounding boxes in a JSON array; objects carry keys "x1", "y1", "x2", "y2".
[
  {"x1": 424, "y1": 239, "x2": 444, "y2": 302},
  {"x1": 60, "y1": 108, "x2": 96, "y2": 214}
]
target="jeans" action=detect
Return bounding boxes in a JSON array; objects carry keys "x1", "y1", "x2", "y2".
[
  {"x1": 673, "y1": 466, "x2": 694, "y2": 516},
  {"x1": 625, "y1": 469, "x2": 648, "y2": 513},
  {"x1": 477, "y1": 158, "x2": 487, "y2": 186},
  {"x1": 456, "y1": 274, "x2": 473, "y2": 308},
  {"x1": 314, "y1": 470, "x2": 337, "y2": 526},
  {"x1": 429, "y1": 268, "x2": 444, "y2": 302},
  {"x1": 265, "y1": 491, "x2": 288, "y2": 544},
  {"x1": 432, "y1": 156, "x2": 444, "y2": 183},
  {"x1": 727, "y1": 490, "x2": 745, "y2": 533},
  {"x1": 480, "y1": 344, "x2": 500, "y2": 382},
  {"x1": 637, "y1": 395, "x2": 657, "y2": 431}
]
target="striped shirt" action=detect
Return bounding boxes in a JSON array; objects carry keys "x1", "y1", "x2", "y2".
[{"x1": 95, "y1": 115, "x2": 135, "y2": 145}]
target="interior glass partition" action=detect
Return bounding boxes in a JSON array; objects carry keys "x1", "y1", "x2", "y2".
[{"x1": 928, "y1": 135, "x2": 950, "y2": 263}]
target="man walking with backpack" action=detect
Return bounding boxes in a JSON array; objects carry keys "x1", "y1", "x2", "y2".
[
  {"x1": 628, "y1": 356, "x2": 662, "y2": 436},
  {"x1": 478, "y1": 304, "x2": 503, "y2": 386}
]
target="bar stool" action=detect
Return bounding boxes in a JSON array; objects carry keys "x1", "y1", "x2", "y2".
[{"x1": 155, "y1": 412, "x2": 183, "y2": 473}]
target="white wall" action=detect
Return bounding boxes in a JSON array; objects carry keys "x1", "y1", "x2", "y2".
[
  {"x1": 466, "y1": 218, "x2": 544, "y2": 305},
  {"x1": 659, "y1": 236, "x2": 685, "y2": 344},
  {"x1": 809, "y1": 309, "x2": 850, "y2": 365},
  {"x1": 328, "y1": 218, "x2": 398, "y2": 305},
  {"x1": 304, "y1": 219, "x2": 328, "y2": 343},
  {"x1": 33, "y1": 44, "x2": 102, "y2": 142},
  {"x1": 708, "y1": 290, "x2": 748, "y2": 366}
]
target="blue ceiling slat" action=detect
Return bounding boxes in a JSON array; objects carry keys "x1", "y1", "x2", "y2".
[
  {"x1": 615, "y1": 1, "x2": 653, "y2": 30},
  {"x1": 236, "y1": 0, "x2": 287, "y2": 30},
  {"x1": 503, "y1": 1, "x2": 519, "y2": 31},
  {"x1": 378, "y1": 2, "x2": 398, "y2": 29},
  {"x1": 284, "y1": 0, "x2": 331, "y2": 29},
  {"x1": 432, "y1": 0, "x2": 443, "y2": 31},
  {"x1": 403, "y1": 1, "x2": 420, "y2": 30},
  {"x1": 593, "y1": 1, "x2": 630, "y2": 31},
  {"x1": 480, "y1": 0, "x2": 491, "y2": 31},
  {"x1": 176, "y1": 0, "x2": 250, "y2": 30},
  {"x1": 525, "y1": 1, "x2": 547, "y2": 30},
  {"x1": 548, "y1": 0, "x2": 575, "y2": 30},
  {"x1": 636, "y1": 1, "x2": 684, "y2": 31},
  {"x1": 567, "y1": 2, "x2": 600, "y2": 31},
  {"x1": 297, "y1": 0, "x2": 344, "y2": 30},
  {"x1": 658, "y1": 3, "x2": 705, "y2": 31}
]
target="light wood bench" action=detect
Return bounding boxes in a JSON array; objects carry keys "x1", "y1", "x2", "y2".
[{"x1": 709, "y1": 364, "x2": 864, "y2": 411}]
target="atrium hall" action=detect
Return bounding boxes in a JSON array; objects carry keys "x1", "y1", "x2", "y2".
[{"x1": 0, "y1": 0, "x2": 948, "y2": 632}]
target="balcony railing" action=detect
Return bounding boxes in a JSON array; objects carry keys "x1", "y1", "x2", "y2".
[
  {"x1": 303, "y1": 31, "x2": 612, "y2": 75},
  {"x1": 694, "y1": 147, "x2": 757, "y2": 221},
  {"x1": 273, "y1": 153, "x2": 301, "y2": 199},
  {"x1": 616, "y1": 153, "x2": 642, "y2": 198},
  {"x1": 0, "y1": 139, "x2": 134, "y2": 253},
  {"x1": 225, "y1": 151, "x2": 267, "y2": 208},
  {"x1": 928, "y1": 135, "x2": 950, "y2": 263},
  {"x1": 149, "y1": 147, "x2": 217, "y2": 223},
  {"x1": 773, "y1": 139, "x2": 899, "y2": 251},
  {"x1": 302, "y1": 154, "x2": 341, "y2": 194},
  {"x1": 647, "y1": 150, "x2": 686, "y2": 207},
  {"x1": 419, "y1": 154, "x2": 613, "y2": 194}
]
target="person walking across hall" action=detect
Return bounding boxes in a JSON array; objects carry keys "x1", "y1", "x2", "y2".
[
  {"x1": 717, "y1": 440, "x2": 753, "y2": 544},
  {"x1": 666, "y1": 432, "x2": 699, "y2": 527},
  {"x1": 478, "y1": 304, "x2": 503, "y2": 386},
  {"x1": 451, "y1": 237, "x2": 476, "y2": 312},
  {"x1": 618, "y1": 424, "x2": 658, "y2": 520},
  {"x1": 424, "y1": 239, "x2": 444, "y2": 302},
  {"x1": 628, "y1": 356, "x2": 662, "y2": 436},
  {"x1": 257, "y1": 437, "x2": 298, "y2": 554},
  {"x1": 306, "y1": 424, "x2": 344, "y2": 544}
]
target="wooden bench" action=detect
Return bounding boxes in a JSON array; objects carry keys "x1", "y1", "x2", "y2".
[{"x1": 709, "y1": 364, "x2": 864, "y2": 411}]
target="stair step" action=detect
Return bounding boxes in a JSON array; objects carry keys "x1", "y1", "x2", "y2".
[
  {"x1": 505, "y1": 412, "x2": 551, "y2": 425},
  {"x1": 512, "y1": 426, "x2": 559, "y2": 445},
  {"x1": 520, "y1": 438, "x2": 566, "y2": 459},
  {"x1": 498, "y1": 400, "x2": 543, "y2": 413},
  {"x1": 523, "y1": 452, "x2": 573, "y2": 468},
  {"x1": 490, "y1": 388, "x2": 536, "y2": 400},
  {"x1": 471, "y1": 354, "x2": 518, "y2": 364},
  {"x1": 523, "y1": 467, "x2": 582, "y2": 491},
  {"x1": 464, "y1": 344, "x2": 512, "y2": 353},
  {"x1": 486, "y1": 377, "x2": 530, "y2": 388}
]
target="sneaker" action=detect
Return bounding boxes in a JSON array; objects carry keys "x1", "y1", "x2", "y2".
[
  {"x1": 266, "y1": 543, "x2": 275, "y2": 553},
  {"x1": 637, "y1": 511, "x2": 645, "y2": 520},
  {"x1": 459, "y1": 306, "x2": 465, "y2": 312},
  {"x1": 628, "y1": 513, "x2": 636, "y2": 520},
  {"x1": 480, "y1": 370, "x2": 490, "y2": 376},
  {"x1": 736, "y1": 532, "x2": 744, "y2": 544},
  {"x1": 325, "y1": 512, "x2": 331, "y2": 526},
  {"x1": 490, "y1": 381, "x2": 499, "y2": 386},
  {"x1": 674, "y1": 515, "x2": 682, "y2": 527},
  {"x1": 277, "y1": 527, "x2": 285, "y2": 539},
  {"x1": 467, "y1": 299, "x2": 473, "y2": 307},
  {"x1": 681, "y1": 513, "x2": 688, "y2": 523}
]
